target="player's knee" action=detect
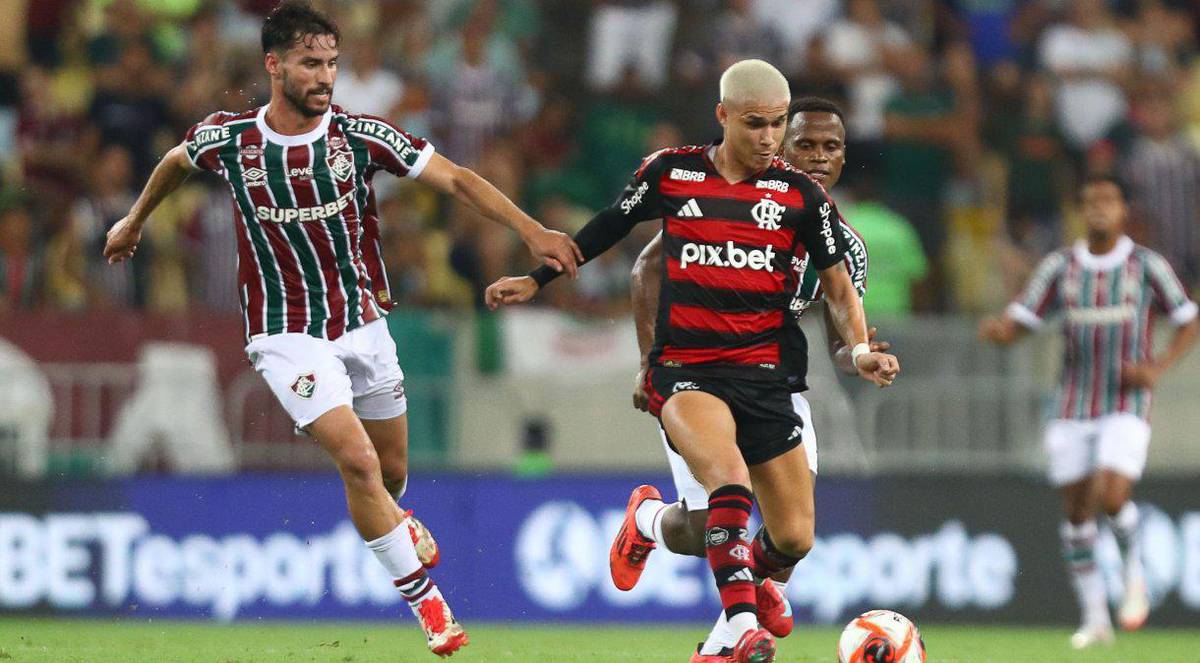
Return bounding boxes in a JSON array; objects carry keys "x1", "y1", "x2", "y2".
[
  {"x1": 334, "y1": 442, "x2": 383, "y2": 487},
  {"x1": 772, "y1": 526, "x2": 814, "y2": 560},
  {"x1": 1101, "y1": 494, "x2": 1126, "y2": 518},
  {"x1": 378, "y1": 454, "x2": 407, "y2": 485}
]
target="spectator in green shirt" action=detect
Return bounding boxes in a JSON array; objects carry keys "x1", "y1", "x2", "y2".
[{"x1": 841, "y1": 198, "x2": 929, "y2": 319}]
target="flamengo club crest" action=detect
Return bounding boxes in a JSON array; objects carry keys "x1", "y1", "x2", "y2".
[
  {"x1": 329, "y1": 151, "x2": 353, "y2": 182},
  {"x1": 752, "y1": 194, "x2": 784, "y2": 231},
  {"x1": 291, "y1": 373, "x2": 316, "y2": 399}
]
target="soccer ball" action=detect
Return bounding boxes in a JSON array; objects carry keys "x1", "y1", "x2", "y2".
[{"x1": 837, "y1": 610, "x2": 926, "y2": 663}]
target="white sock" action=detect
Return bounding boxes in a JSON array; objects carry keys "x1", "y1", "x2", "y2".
[
  {"x1": 728, "y1": 612, "x2": 758, "y2": 641},
  {"x1": 699, "y1": 610, "x2": 735, "y2": 655},
  {"x1": 1061, "y1": 520, "x2": 1111, "y2": 629},
  {"x1": 634, "y1": 498, "x2": 666, "y2": 542},
  {"x1": 1111, "y1": 501, "x2": 1143, "y2": 586},
  {"x1": 389, "y1": 476, "x2": 408, "y2": 502},
  {"x1": 772, "y1": 579, "x2": 791, "y2": 617},
  {"x1": 366, "y1": 521, "x2": 423, "y2": 580}
]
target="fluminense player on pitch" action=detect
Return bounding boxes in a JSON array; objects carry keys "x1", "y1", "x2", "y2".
[
  {"x1": 980, "y1": 174, "x2": 1198, "y2": 650},
  {"x1": 102, "y1": 1, "x2": 581, "y2": 656},
  {"x1": 485, "y1": 61, "x2": 898, "y2": 663},
  {"x1": 622, "y1": 97, "x2": 885, "y2": 662}
]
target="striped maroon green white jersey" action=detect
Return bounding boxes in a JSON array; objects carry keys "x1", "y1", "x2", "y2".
[
  {"x1": 1007, "y1": 236, "x2": 1198, "y2": 420},
  {"x1": 184, "y1": 104, "x2": 431, "y2": 342}
]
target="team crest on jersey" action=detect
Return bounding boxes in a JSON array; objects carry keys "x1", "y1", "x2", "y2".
[
  {"x1": 329, "y1": 152, "x2": 354, "y2": 182},
  {"x1": 239, "y1": 144, "x2": 263, "y2": 159},
  {"x1": 291, "y1": 373, "x2": 317, "y2": 399},
  {"x1": 752, "y1": 194, "x2": 785, "y2": 231}
]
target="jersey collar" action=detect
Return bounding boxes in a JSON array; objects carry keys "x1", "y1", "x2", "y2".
[
  {"x1": 255, "y1": 105, "x2": 332, "y2": 146},
  {"x1": 1073, "y1": 234, "x2": 1133, "y2": 271}
]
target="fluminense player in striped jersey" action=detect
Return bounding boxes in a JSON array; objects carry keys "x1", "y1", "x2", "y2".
[
  {"x1": 102, "y1": 1, "x2": 581, "y2": 656},
  {"x1": 980, "y1": 174, "x2": 1198, "y2": 650}
]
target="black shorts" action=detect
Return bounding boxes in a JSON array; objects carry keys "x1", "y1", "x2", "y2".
[{"x1": 644, "y1": 367, "x2": 804, "y2": 466}]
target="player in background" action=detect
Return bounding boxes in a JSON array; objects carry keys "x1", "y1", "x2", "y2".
[
  {"x1": 102, "y1": 1, "x2": 581, "y2": 656},
  {"x1": 980, "y1": 175, "x2": 1198, "y2": 649},
  {"x1": 623, "y1": 97, "x2": 886, "y2": 662},
  {"x1": 486, "y1": 60, "x2": 899, "y2": 663}
]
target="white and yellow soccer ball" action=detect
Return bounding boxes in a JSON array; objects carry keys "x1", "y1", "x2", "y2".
[{"x1": 837, "y1": 609, "x2": 926, "y2": 663}]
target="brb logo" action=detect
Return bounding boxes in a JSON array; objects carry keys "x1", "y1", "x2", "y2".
[{"x1": 680, "y1": 242, "x2": 776, "y2": 272}]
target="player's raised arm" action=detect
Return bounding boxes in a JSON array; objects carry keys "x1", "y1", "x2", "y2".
[
  {"x1": 104, "y1": 141, "x2": 197, "y2": 264},
  {"x1": 485, "y1": 151, "x2": 668, "y2": 310},
  {"x1": 415, "y1": 152, "x2": 583, "y2": 278},
  {"x1": 630, "y1": 232, "x2": 664, "y2": 410}
]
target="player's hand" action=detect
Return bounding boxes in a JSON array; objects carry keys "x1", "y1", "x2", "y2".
[
  {"x1": 103, "y1": 215, "x2": 143, "y2": 264},
  {"x1": 523, "y1": 226, "x2": 584, "y2": 279},
  {"x1": 833, "y1": 327, "x2": 890, "y2": 374},
  {"x1": 978, "y1": 316, "x2": 1013, "y2": 344},
  {"x1": 855, "y1": 351, "x2": 899, "y2": 388},
  {"x1": 485, "y1": 276, "x2": 540, "y2": 310},
  {"x1": 632, "y1": 367, "x2": 650, "y2": 412},
  {"x1": 1120, "y1": 361, "x2": 1162, "y2": 389}
]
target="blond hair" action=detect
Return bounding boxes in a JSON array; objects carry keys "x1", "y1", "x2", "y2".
[{"x1": 718, "y1": 59, "x2": 790, "y2": 107}]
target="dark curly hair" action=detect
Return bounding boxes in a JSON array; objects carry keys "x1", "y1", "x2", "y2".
[{"x1": 261, "y1": 0, "x2": 339, "y2": 55}]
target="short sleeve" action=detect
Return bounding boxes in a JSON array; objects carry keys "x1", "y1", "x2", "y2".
[
  {"x1": 610, "y1": 149, "x2": 668, "y2": 223},
  {"x1": 183, "y1": 112, "x2": 236, "y2": 172},
  {"x1": 1144, "y1": 251, "x2": 1198, "y2": 326},
  {"x1": 795, "y1": 182, "x2": 848, "y2": 272},
  {"x1": 345, "y1": 116, "x2": 435, "y2": 179},
  {"x1": 1007, "y1": 251, "x2": 1068, "y2": 329},
  {"x1": 809, "y1": 221, "x2": 868, "y2": 301}
]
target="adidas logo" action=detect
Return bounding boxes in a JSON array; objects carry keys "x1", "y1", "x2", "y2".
[{"x1": 677, "y1": 198, "x2": 703, "y2": 218}]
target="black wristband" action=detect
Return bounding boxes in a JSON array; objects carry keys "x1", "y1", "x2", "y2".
[{"x1": 529, "y1": 265, "x2": 560, "y2": 287}]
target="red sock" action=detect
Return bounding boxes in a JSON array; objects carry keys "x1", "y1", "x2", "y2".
[{"x1": 706, "y1": 484, "x2": 756, "y2": 621}]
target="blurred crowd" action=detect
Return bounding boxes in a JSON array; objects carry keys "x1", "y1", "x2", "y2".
[{"x1": 1, "y1": 0, "x2": 1199, "y2": 320}]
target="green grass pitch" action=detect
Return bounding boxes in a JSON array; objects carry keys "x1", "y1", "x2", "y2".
[{"x1": 1, "y1": 619, "x2": 1198, "y2": 662}]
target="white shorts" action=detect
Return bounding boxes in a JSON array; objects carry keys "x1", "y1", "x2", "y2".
[
  {"x1": 245, "y1": 319, "x2": 407, "y2": 430},
  {"x1": 662, "y1": 393, "x2": 818, "y2": 511},
  {"x1": 1043, "y1": 413, "x2": 1151, "y2": 486}
]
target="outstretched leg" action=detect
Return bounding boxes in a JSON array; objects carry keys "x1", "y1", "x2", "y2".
[{"x1": 309, "y1": 407, "x2": 465, "y2": 656}]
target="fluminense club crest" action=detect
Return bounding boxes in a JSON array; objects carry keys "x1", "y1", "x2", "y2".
[
  {"x1": 291, "y1": 373, "x2": 316, "y2": 399},
  {"x1": 329, "y1": 152, "x2": 354, "y2": 182}
]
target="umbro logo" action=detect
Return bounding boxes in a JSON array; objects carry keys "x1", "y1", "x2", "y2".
[
  {"x1": 243, "y1": 167, "x2": 268, "y2": 188},
  {"x1": 677, "y1": 198, "x2": 703, "y2": 218}
]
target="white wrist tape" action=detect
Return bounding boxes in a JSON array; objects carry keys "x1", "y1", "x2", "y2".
[{"x1": 850, "y1": 343, "x2": 871, "y2": 366}]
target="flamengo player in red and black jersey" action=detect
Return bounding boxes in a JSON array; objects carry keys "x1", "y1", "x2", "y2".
[
  {"x1": 486, "y1": 61, "x2": 899, "y2": 662},
  {"x1": 626, "y1": 98, "x2": 884, "y2": 662},
  {"x1": 102, "y1": 2, "x2": 581, "y2": 657}
]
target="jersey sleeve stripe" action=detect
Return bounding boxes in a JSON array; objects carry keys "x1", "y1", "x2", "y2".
[
  {"x1": 406, "y1": 142, "x2": 435, "y2": 179},
  {"x1": 1170, "y1": 300, "x2": 1199, "y2": 326},
  {"x1": 1006, "y1": 302, "x2": 1044, "y2": 329}
]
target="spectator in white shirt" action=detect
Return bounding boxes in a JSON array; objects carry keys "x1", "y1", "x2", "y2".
[{"x1": 1038, "y1": 0, "x2": 1133, "y2": 150}]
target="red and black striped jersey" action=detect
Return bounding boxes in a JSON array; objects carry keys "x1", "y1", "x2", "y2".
[
  {"x1": 184, "y1": 105, "x2": 430, "y2": 343},
  {"x1": 533, "y1": 144, "x2": 849, "y2": 379}
]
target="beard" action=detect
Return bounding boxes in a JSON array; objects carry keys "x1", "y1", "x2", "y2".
[{"x1": 281, "y1": 73, "x2": 331, "y2": 118}]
